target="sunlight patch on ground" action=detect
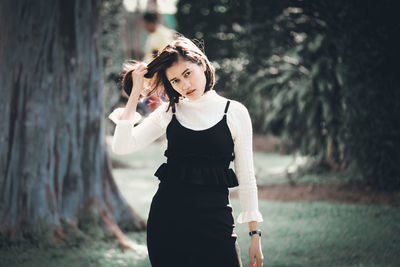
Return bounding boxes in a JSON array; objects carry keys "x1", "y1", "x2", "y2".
[{"x1": 113, "y1": 168, "x2": 159, "y2": 219}]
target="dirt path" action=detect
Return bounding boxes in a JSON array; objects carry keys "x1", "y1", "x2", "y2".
[{"x1": 230, "y1": 181, "x2": 400, "y2": 206}]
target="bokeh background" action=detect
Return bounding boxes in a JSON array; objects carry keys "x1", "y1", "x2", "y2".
[{"x1": 1, "y1": 0, "x2": 400, "y2": 266}]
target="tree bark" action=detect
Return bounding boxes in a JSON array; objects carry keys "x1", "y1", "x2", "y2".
[{"x1": 0, "y1": 0, "x2": 145, "y2": 248}]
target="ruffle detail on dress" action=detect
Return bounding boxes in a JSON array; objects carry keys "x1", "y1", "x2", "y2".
[
  {"x1": 108, "y1": 107, "x2": 142, "y2": 125},
  {"x1": 154, "y1": 163, "x2": 239, "y2": 188},
  {"x1": 236, "y1": 210, "x2": 264, "y2": 224},
  {"x1": 164, "y1": 149, "x2": 235, "y2": 161}
]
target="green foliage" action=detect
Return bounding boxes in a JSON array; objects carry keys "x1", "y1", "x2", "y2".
[{"x1": 246, "y1": 3, "x2": 347, "y2": 169}]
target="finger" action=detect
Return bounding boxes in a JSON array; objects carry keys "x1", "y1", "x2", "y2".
[
  {"x1": 257, "y1": 256, "x2": 264, "y2": 267},
  {"x1": 137, "y1": 69, "x2": 148, "y2": 75},
  {"x1": 137, "y1": 62, "x2": 147, "y2": 70},
  {"x1": 134, "y1": 71, "x2": 146, "y2": 77},
  {"x1": 249, "y1": 257, "x2": 255, "y2": 267},
  {"x1": 132, "y1": 70, "x2": 147, "y2": 78},
  {"x1": 136, "y1": 65, "x2": 148, "y2": 73},
  {"x1": 133, "y1": 67, "x2": 144, "y2": 74},
  {"x1": 133, "y1": 64, "x2": 146, "y2": 73},
  {"x1": 135, "y1": 72, "x2": 147, "y2": 79}
]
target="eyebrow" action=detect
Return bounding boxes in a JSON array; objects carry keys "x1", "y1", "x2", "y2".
[{"x1": 169, "y1": 68, "x2": 190, "y2": 82}]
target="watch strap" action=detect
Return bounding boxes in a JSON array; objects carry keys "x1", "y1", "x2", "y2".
[{"x1": 249, "y1": 230, "x2": 262, "y2": 237}]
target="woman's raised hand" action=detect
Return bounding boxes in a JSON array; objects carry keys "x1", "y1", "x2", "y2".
[
  {"x1": 130, "y1": 62, "x2": 148, "y2": 97},
  {"x1": 119, "y1": 62, "x2": 148, "y2": 121}
]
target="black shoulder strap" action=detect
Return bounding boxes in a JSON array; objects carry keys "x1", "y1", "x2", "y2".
[
  {"x1": 224, "y1": 100, "x2": 231, "y2": 114},
  {"x1": 171, "y1": 104, "x2": 176, "y2": 114}
]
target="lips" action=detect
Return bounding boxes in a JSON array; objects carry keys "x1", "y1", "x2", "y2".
[{"x1": 186, "y1": 89, "x2": 196, "y2": 96}]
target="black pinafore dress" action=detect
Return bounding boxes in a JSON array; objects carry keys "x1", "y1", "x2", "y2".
[{"x1": 146, "y1": 100, "x2": 242, "y2": 267}]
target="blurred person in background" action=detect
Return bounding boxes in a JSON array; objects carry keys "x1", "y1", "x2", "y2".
[{"x1": 142, "y1": 11, "x2": 175, "y2": 64}]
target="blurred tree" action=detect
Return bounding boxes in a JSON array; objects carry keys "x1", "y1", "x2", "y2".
[
  {"x1": 337, "y1": 1, "x2": 400, "y2": 190},
  {"x1": 0, "y1": 0, "x2": 145, "y2": 247},
  {"x1": 101, "y1": 0, "x2": 126, "y2": 135}
]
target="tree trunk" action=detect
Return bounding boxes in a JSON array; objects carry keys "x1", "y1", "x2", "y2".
[{"x1": 0, "y1": 0, "x2": 145, "y2": 248}]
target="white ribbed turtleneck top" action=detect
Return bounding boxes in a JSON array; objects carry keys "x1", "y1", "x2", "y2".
[{"x1": 108, "y1": 89, "x2": 263, "y2": 224}]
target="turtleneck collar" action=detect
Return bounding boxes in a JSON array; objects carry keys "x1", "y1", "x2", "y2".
[{"x1": 181, "y1": 89, "x2": 218, "y2": 104}]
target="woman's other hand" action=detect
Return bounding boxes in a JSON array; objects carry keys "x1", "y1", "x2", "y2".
[
  {"x1": 130, "y1": 62, "x2": 148, "y2": 97},
  {"x1": 119, "y1": 62, "x2": 148, "y2": 121},
  {"x1": 249, "y1": 235, "x2": 264, "y2": 267}
]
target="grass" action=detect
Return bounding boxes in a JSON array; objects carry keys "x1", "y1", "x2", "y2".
[
  {"x1": 0, "y1": 232, "x2": 151, "y2": 267},
  {"x1": 3, "y1": 200, "x2": 399, "y2": 267},
  {"x1": 1, "y1": 140, "x2": 399, "y2": 267}
]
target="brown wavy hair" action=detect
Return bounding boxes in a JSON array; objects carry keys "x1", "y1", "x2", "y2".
[
  {"x1": 144, "y1": 36, "x2": 216, "y2": 112},
  {"x1": 117, "y1": 37, "x2": 215, "y2": 111}
]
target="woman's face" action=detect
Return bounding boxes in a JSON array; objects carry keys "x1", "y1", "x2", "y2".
[{"x1": 165, "y1": 56, "x2": 207, "y2": 101}]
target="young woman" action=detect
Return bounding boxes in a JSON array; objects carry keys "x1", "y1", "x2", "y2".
[{"x1": 108, "y1": 37, "x2": 264, "y2": 267}]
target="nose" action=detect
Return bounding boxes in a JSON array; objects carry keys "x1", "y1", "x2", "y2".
[{"x1": 182, "y1": 79, "x2": 191, "y2": 91}]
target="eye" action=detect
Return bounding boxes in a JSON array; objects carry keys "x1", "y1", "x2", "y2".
[
  {"x1": 184, "y1": 71, "x2": 191, "y2": 77},
  {"x1": 171, "y1": 79, "x2": 179, "y2": 85}
]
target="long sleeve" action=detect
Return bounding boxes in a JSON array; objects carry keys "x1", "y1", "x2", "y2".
[
  {"x1": 108, "y1": 102, "x2": 172, "y2": 154},
  {"x1": 230, "y1": 101, "x2": 264, "y2": 224}
]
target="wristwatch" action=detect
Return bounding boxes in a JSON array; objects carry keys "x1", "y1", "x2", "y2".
[{"x1": 249, "y1": 230, "x2": 262, "y2": 237}]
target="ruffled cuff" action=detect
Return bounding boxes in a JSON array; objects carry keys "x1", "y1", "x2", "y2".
[
  {"x1": 108, "y1": 107, "x2": 142, "y2": 125},
  {"x1": 236, "y1": 210, "x2": 264, "y2": 224}
]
